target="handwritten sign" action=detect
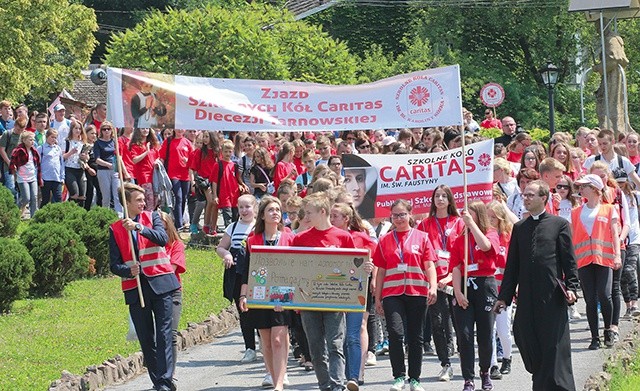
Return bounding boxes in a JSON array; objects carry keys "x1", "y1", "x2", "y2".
[{"x1": 246, "y1": 246, "x2": 370, "y2": 312}]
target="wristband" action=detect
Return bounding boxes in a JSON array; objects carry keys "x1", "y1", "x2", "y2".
[{"x1": 239, "y1": 295, "x2": 246, "y2": 299}]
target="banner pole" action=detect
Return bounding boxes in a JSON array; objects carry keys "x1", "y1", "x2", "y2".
[
  {"x1": 461, "y1": 124, "x2": 469, "y2": 300},
  {"x1": 114, "y1": 130, "x2": 145, "y2": 308}
]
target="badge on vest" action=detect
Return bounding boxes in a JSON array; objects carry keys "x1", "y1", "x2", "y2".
[
  {"x1": 468, "y1": 263, "x2": 479, "y2": 272},
  {"x1": 397, "y1": 263, "x2": 408, "y2": 272},
  {"x1": 437, "y1": 250, "x2": 450, "y2": 260},
  {"x1": 411, "y1": 244, "x2": 420, "y2": 254},
  {"x1": 597, "y1": 216, "x2": 608, "y2": 223}
]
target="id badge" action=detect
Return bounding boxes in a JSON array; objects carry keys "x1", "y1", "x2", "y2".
[
  {"x1": 437, "y1": 250, "x2": 450, "y2": 260},
  {"x1": 397, "y1": 263, "x2": 408, "y2": 272},
  {"x1": 468, "y1": 263, "x2": 479, "y2": 272}
]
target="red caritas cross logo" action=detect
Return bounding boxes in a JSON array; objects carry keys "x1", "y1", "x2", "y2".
[
  {"x1": 487, "y1": 88, "x2": 497, "y2": 98},
  {"x1": 409, "y1": 86, "x2": 430, "y2": 107},
  {"x1": 478, "y1": 153, "x2": 491, "y2": 167}
]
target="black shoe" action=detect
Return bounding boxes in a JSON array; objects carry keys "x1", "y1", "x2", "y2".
[
  {"x1": 489, "y1": 365, "x2": 502, "y2": 380},
  {"x1": 500, "y1": 358, "x2": 512, "y2": 375},
  {"x1": 423, "y1": 343, "x2": 435, "y2": 356},
  {"x1": 481, "y1": 371, "x2": 494, "y2": 390},
  {"x1": 604, "y1": 330, "x2": 614, "y2": 348},
  {"x1": 588, "y1": 337, "x2": 601, "y2": 350}
]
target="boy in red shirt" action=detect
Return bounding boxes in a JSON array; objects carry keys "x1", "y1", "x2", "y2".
[
  {"x1": 292, "y1": 192, "x2": 355, "y2": 391},
  {"x1": 210, "y1": 140, "x2": 249, "y2": 227}
]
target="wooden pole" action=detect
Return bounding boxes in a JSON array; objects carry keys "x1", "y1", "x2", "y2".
[
  {"x1": 113, "y1": 129, "x2": 145, "y2": 308},
  {"x1": 461, "y1": 125, "x2": 469, "y2": 299}
]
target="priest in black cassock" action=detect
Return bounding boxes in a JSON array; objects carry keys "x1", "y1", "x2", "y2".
[{"x1": 494, "y1": 180, "x2": 580, "y2": 391}]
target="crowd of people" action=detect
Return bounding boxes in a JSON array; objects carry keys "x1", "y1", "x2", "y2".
[{"x1": 2, "y1": 99, "x2": 638, "y2": 391}]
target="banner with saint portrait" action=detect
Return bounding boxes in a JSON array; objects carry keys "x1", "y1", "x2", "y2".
[
  {"x1": 106, "y1": 66, "x2": 463, "y2": 131},
  {"x1": 341, "y1": 139, "x2": 495, "y2": 219}
]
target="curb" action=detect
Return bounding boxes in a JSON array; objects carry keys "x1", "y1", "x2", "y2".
[{"x1": 47, "y1": 305, "x2": 239, "y2": 391}]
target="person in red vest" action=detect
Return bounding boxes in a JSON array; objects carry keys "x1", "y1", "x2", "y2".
[{"x1": 109, "y1": 183, "x2": 180, "y2": 391}]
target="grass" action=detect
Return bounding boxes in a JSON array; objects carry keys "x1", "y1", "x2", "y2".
[
  {"x1": 0, "y1": 249, "x2": 227, "y2": 391},
  {"x1": 609, "y1": 346, "x2": 640, "y2": 391}
]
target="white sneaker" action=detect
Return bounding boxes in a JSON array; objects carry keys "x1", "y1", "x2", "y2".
[
  {"x1": 346, "y1": 379, "x2": 360, "y2": 391},
  {"x1": 262, "y1": 373, "x2": 274, "y2": 388},
  {"x1": 366, "y1": 351, "x2": 377, "y2": 366},
  {"x1": 241, "y1": 348, "x2": 257, "y2": 363},
  {"x1": 283, "y1": 373, "x2": 290, "y2": 386},
  {"x1": 438, "y1": 364, "x2": 453, "y2": 382},
  {"x1": 569, "y1": 306, "x2": 582, "y2": 320}
]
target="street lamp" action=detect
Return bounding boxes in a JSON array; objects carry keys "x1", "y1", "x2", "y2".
[{"x1": 539, "y1": 61, "x2": 559, "y2": 136}]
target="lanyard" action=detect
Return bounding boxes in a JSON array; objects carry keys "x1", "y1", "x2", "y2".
[
  {"x1": 467, "y1": 234, "x2": 476, "y2": 264},
  {"x1": 262, "y1": 231, "x2": 281, "y2": 246},
  {"x1": 434, "y1": 216, "x2": 450, "y2": 249},
  {"x1": 392, "y1": 228, "x2": 413, "y2": 264}
]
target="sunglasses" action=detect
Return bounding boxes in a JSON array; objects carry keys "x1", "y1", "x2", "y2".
[
  {"x1": 358, "y1": 144, "x2": 371, "y2": 149},
  {"x1": 556, "y1": 184, "x2": 570, "y2": 190}
]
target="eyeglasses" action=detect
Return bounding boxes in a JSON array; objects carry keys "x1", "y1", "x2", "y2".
[
  {"x1": 522, "y1": 193, "x2": 540, "y2": 199},
  {"x1": 525, "y1": 157, "x2": 537, "y2": 161},
  {"x1": 358, "y1": 144, "x2": 371, "y2": 149},
  {"x1": 556, "y1": 184, "x2": 570, "y2": 190},
  {"x1": 485, "y1": 112, "x2": 491, "y2": 115},
  {"x1": 347, "y1": 137, "x2": 355, "y2": 141},
  {"x1": 330, "y1": 162, "x2": 342, "y2": 166},
  {"x1": 391, "y1": 212, "x2": 408, "y2": 219}
]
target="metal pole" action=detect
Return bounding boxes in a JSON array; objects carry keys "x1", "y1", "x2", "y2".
[
  {"x1": 600, "y1": 12, "x2": 610, "y2": 128},
  {"x1": 548, "y1": 87, "x2": 555, "y2": 136}
]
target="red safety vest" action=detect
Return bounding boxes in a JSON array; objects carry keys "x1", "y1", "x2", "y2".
[
  {"x1": 111, "y1": 211, "x2": 173, "y2": 291},
  {"x1": 571, "y1": 204, "x2": 616, "y2": 269}
]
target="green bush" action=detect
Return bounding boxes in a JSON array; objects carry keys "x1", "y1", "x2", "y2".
[
  {"x1": 32, "y1": 201, "x2": 87, "y2": 225},
  {"x1": 0, "y1": 238, "x2": 34, "y2": 312},
  {"x1": 21, "y1": 222, "x2": 89, "y2": 297},
  {"x1": 478, "y1": 127, "x2": 502, "y2": 139},
  {"x1": 0, "y1": 186, "x2": 20, "y2": 237},
  {"x1": 75, "y1": 207, "x2": 119, "y2": 276}
]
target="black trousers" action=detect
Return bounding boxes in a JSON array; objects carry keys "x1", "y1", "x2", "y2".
[
  {"x1": 429, "y1": 290, "x2": 455, "y2": 366},
  {"x1": 453, "y1": 276, "x2": 497, "y2": 381},
  {"x1": 232, "y1": 273, "x2": 256, "y2": 350},
  {"x1": 579, "y1": 264, "x2": 613, "y2": 339},
  {"x1": 129, "y1": 279, "x2": 176, "y2": 389}
]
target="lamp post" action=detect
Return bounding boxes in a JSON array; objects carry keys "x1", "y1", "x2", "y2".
[{"x1": 539, "y1": 61, "x2": 560, "y2": 136}]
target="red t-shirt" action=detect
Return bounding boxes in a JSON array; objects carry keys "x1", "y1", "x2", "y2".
[
  {"x1": 247, "y1": 230, "x2": 295, "y2": 249},
  {"x1": 293, "y1": 156, "x2": 306, "y2": 176},
  {"x1": 158, "y1": 137, "x2": 193, "y2": 181},
  {"x1": 130, "y1": 144, "x2": 158, "y2": 185},
  {"x1": 506, "y1": 151, "x2": 522, "y2": 163},
  {"x1": 372, "y1": 229, "x2": 436, "y2": 298},
  {"x1": 350, "y1": 230, "x2": 376, "y2": 253},
  {"x1": 494, "y1": 232, "x2": 510, "y2": 288},
  {"x1": 417, "y1": 215, "x2": 465, "y2": 280},
  {"x1": 630, "y1": 155, "x2": 640, "y2": 165},
  {"x1": 189, "y1": 148, "x2": 217, "y2": 179},
  {"x1": 273, "y1": 161, "x2": 295, "y2": 192},
  {"x1": 167, "y1": 239, "x2": 186, "y2": 286},
  {"x1": 292, "y1": 226, "x2": 355, "y2": 249},
  {"x1": 449, "y1": 228, "x2": 500, "y2": 277},
  {"x1": 210, "y1": 160, "x2": 240, "y2": 208},
  {"x1": 118, "y1": 136, "x2": 135, "y2": 180},
  {"x1": 480, "y1": 118, "x2": 502, "y2": 129}
]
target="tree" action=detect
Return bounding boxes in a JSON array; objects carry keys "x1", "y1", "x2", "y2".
[
  {"x1": 0, "y1": 0, "x2": 97, "y2": 103},
  {"x1": 104, "y1": 3, "x2": 357, "y2": 84}
]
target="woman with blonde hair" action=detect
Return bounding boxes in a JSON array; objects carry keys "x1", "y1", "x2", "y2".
[
  {"x1": 493, "y1": 157, "x2": 518, "y2": 199},
  {"x1": 63, "y1": 119, "x2": 87, "y2": 205},
  {"x1": 506, "y1": 132, "x2": 532, "y2": 164},
  {"x1": 250, "y1": 147, "x2": 275, "y2": 200},
  {"x1": 551, "y1": 141, "x2": 579, "y2": 181}
]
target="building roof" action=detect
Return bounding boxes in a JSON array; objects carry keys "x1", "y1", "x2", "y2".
[
  {"x1": 68, "y1": 70, "x2": 107, "y2": 107},
  {"x1": 287, "y1": 0, "x2": 338, "y2": 19}
]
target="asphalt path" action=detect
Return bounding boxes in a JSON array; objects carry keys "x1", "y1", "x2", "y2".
[{"x1": 106, "y1": 298, "x2": 635, "y2": 391}]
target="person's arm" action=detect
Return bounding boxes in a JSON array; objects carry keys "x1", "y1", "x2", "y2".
[
  {"x1": 374, "y1": 266, "x2": 386, "y2": 315},
  {"x1": 557, "y1": 220, "x2": 579, "y2": 301},
  {"x1": 131, "y1": 144, "x2": 150, "y2": 164},
  {"x1": 611, "y1": 215, "x2": 622, "y2": 270},
  {"x1": 452, "y1": 266, "x2": 469, "y2": 309},
  {"x1": 109, "y1": 228, "x2": 138, "y2": 278},
  {"x1": 501, "y1": 200, "x2": 520, "y2": 224},
  {"x1": 496, "y1": 224, "x2": 520, "y2": 307},
  {"x1": 619, "y1": 192, "x2": 630, "y2": 243},
  {"x1": 216, "y1": 233, "x2": 235, "y2": 269},
  {"x1": 0, "y1": 134, "x2": 9, "y2": 166},
  {"x1": 170, "y1": 240, "x2": 186, "y2": 275},
  {"x1": 461, "y1": 210, "x2": 491, "y2": 251},
  {"x1": 94, "y1": 142, "x2": 112, "y2": 168}
]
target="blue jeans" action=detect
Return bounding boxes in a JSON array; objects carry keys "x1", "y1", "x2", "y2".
[
  {"x1": 41, "y1": 180, "x2": 63, "y2": 206},
  {"x1": 301, "y1": 311, "x2": 346, "y2": 390},
  {"x1": 97, "y1": 169, "x2": 122, "y2": 215},
  {"x1": 171, "y1": 179, "x2": 190, "y2": 228},
  {"x1": 17, "y1": 180, "x2": 38, "y2": 217},
  {"x1": 344, "y1": 312, "x2": 363, "y2": 382},
  {"x1": 3, "y1": 169, "x2": 17, "y2": 203}
]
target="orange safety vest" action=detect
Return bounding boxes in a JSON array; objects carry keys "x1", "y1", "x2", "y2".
[
  {"x1": 111, "y1": 211, "x2": 173, "y2": 291},
  {"x1": 571, "y1": 204, "x2": 616, "y2": 269}
]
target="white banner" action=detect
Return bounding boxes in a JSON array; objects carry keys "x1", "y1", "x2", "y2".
[
  {"x1": 342, "y1": 139, "x2": 495, "y2": 218},
  {"x1": 106, "y1": 66, "x2": 463, "y2": 131}
]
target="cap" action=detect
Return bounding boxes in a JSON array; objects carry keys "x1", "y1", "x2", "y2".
[
  {"x1": 614, "y1": 170, "x2": 628, "y2": 182},
  {"x1": 575, "y1": 174, "x2": 604, "y2": 190},
  {"x1": 382, "y1": 136, "x2": 396, "y2": 146},
  {"x1": 53, "y1": 104, "x2": 66, "y2": 111}
]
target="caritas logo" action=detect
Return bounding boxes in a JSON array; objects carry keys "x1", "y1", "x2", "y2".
[{"x1": 395, "y1": 75, "x2": 445, "y2": 124}]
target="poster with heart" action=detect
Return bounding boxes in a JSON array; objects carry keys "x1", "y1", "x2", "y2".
[{"x1": 246, "y1": 246, "x2": 371, "y2": 312}]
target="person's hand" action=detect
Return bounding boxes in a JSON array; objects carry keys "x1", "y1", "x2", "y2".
[
  {"x1": 493, "y1": 299, "x2": 507, "y2": 314},
  {"x1": 363, "y1": 260, "x2": 374, "y2": 274},
  {"x1": 259, "y1": 183, "x2": 267, "y2": 191},
  {"x1": 461, "y1": 210, "x2": 474, "y2": 228},
  {"x1": 614, "y1": 256, "x2": 623, "y2": 270},
  {"x1": 223, "y1": 254, "x2": 235, "y2": 269},
  {"x1": 438, "y1": 274, "x2": 452, "y2": 289},
  {"x1": 130, "y1": 263, "x2": 140, "y2": 277},
  {"x1": 274, "y1": 304, "x2": 284, "y2": 312},
  {"x1": 552, "y1": 192, "x2": 561, "y2": 209},
  {"x1": 566, "y1": 291, "x2": 577, "y2": 305},
  {"x1": 375, "y1": 298, "x2": 384, "y2": 316},
  {"x1": 70, "y1": 147, "x2": 78, "y2": 154},
  {"x1": 122, "y1": 218, "x2": 137, "y2": 231},
  {"x1": 146, "y1": 96, "x2": 154, "y2": 109},
  {"x1": 79, "y1": 152, "x2": 88, "y2": 161},
  {"x1": 289, "y1": 168, "x2": 298, "y2": 179},
  {"x1": 427, "y1": 286, "x2": 437, "y2": 306},
  {"x1": 239, "y1": 296, "x2": 249, "y2": 312},
  {"x1": 454, "y1": 290, "x2": 469, "y2": 309}
]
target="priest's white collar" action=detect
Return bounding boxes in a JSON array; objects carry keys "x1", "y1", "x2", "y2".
[{"x1": 531, "y1": 211, "x2": 545, "y2": 220}]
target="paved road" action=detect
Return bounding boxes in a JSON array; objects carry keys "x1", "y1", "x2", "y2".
[{"x1": 107, "y1": 300, "x2": 634, "y2": 391}]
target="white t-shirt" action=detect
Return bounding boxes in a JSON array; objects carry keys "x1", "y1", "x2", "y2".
[
  {"x1": 583, "y1": 153, "x2": 635, "y2": 175},
  {"x1": 497, "y1": 178, "x2": 518, "y2": 199},
  {"x1": 17, "y1": 150, "x2": 36, "y2": 183},
  {"x1": 558, "y1": 199, "x2": 573, "y2": 224},
  {"x1": 224, "y1": 220, "x2": 255, "y2": 249},
  {"x1": 64, "y1": 140, "x2": 84, "y2": 169},
  {"x1": 580, "y1": 204, "x2": 619, "y2": 236},
  {"x1": 625, "y1": 192, "x2": 640, "y2": 245},
  {"x1": 51, "y1": 119, "x2": 70, "y2": 146},
  {"x1": 506, "y1": 191, "x2": 526, "y2": 220}
]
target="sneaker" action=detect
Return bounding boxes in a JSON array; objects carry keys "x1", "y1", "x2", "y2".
[
  {"x1": 480, "y1": 371, "x2": 494, "y2": 390},
  {"x1": 631, "y1": 306, "x2": 640, "y2": 317},
  {"x1": 612, "y1": 330, "x2": 620, "y2": 344},
  {"x1": 463, "y1": 379, "x2": 475, "y2": 391},
  {"x1": 499, "y1": 357, "x2": 512, "y2": 375},
  {"x1": 409, "y1": 378, "x2": 425, "y2": 391},
  {"x1": 604, "y1": 330, "x2": 614, "y2": 347},
  {"x1": 375, "y1": 342, "x2": 385, "y2": 355},
  {"x1": 241, "y1": 348, "x2": 257, "y2": 363},
  {"x1": 389, "y1": 376, "x2": 405, "y2": 391},
  {"x1": 366, "y1": 351, "x2": 377, "y2": 366},
  {"x1": 489, "y1": 365, "x2": 502, "y2": 380},
  {"x1": 202, "y1": 225, "x2": 211, "y2": 235},
  {"x1": 438, "y1": 364, "x2": 453, "y2": 382},
  {"x1": 346, "y1": 379, "x2": 359, "y2": 391},
  {"x1": 588, "y1": 337, "x2": 601, "y2": 350},
  {"x1": 382, "y1": 340, "x2": 389, "y2": 354},
  {"x1": 569, "y1": 306, "x2": 582, "y2": 320},
  {"x1": 423, "y1": 343, "x2": 435, "y2": 356},
  {"x1": 623, "y1": 307, "x2": 632, "y2": 319},
  {"x1": 282, "y1": 374, "x2": 290, "y2": 386},
  {"x1": 262, "y1": 373, "x2": 273, "y2": 388},
  {"x1": 189, "y1": 223, "x2": 199, "y2": 234}
]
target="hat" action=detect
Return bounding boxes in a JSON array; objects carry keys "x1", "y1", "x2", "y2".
[
  {"x1": 575, "y1": 174, "x2": 604, "y2": 190},
  {"x1": 53, "y1": 104, "x2": 66, "y2": 111},
  {"x1": 382, "y1": 136, "x2": 396, "y2": 146},
  {"x1": 614, "y1": 170, "x2": 628, "y2": 183}
]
